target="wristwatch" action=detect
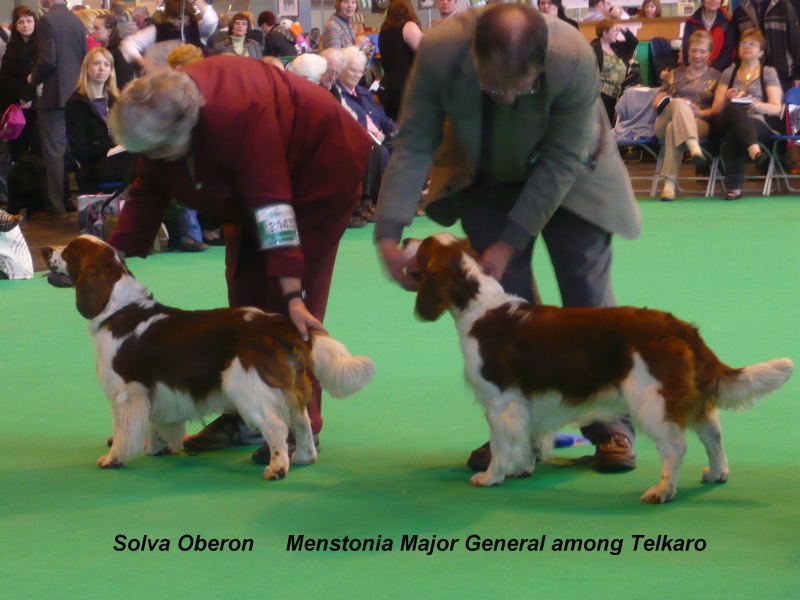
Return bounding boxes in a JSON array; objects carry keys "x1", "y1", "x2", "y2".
[{"x1": 283, "y1": 290, "x2": 306, "y2": 304}]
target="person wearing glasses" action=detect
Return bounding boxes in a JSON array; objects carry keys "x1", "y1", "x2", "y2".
[
  {"x1": 436, "y1": 0, "x2": 458, "y2": 21},
  {"x1": 374, "y1": 4, "x2": 641, "y2": 475},
  {"x1": 709, "y1": 28, "x2": 784, "y2": 200}
]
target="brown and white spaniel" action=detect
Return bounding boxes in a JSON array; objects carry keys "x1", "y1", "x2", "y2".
[
  {"x1": 404, "y1": 233, "x2": 793, "y2": 503},
  {"x1": 43, "y1": 235, "x2": 375, "y2": 481}
]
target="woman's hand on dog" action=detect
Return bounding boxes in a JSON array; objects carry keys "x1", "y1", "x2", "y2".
[{"x1": 288, "y1": 299, "x2": 327, "y2": 342}]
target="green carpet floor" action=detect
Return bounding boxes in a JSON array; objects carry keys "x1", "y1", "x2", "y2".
[{"x1": 1, "y1": 196, "x2": 798, "y2": 599}]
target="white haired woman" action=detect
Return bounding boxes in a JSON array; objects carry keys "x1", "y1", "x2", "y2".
[
  {"x1": 107, "y1": 56, "x2": 373, "y2": 461},
  {"x1": 287, "y1": 53, "x2": 328, "y2": 84}
]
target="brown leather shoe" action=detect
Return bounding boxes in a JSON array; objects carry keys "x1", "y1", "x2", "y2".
[
  {"x1": 594, "y1": 433, "x2": 636, "y2": 473},
  {"x1": 466, "y1": 441, "x2": 491, "y2": 471}
]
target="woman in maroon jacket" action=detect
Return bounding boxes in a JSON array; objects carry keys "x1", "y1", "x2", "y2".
[{"x1": 108, "y1": 56, "x2": 373, "y2": 461}]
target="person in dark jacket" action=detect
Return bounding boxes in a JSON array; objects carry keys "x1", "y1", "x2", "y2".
[
  {"x1": 733, "y1": 0, "x2": 800, "y2": 91},
  {"x1": 537, "y1": 0, "x2": 579, "y2": 28},
  {"x1": 0, "y1": 7, "x2": 39, "y2": 162},
  {"x1": 247, "y1": 11, "x2": 298, "y2": 58},
  {"x1": 92, "y1": 13, "x2": 135, "y2": 89},
  {"x1": 213, "y1": 12, "x2": 261, "y2": 58},
  {"x1": 682, "y1": 0, "x2": 735, "y2": 73},
  {"x1": 65, "y1": 47, "x2": 135, "y2": 194},
  {"x1": 377, "y1": 0, "x2": 424, "y2": 121},
  {"x1": 590, "y1": 18, "x2": 638, "y2": 122}
]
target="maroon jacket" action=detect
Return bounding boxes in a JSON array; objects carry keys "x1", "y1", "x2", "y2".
[{"x1": 109, "y1": 56, "x2": 372, "y2": 283}]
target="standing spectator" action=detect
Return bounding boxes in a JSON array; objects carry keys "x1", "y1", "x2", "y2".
[
  {"x1": 131, "y1": 6, "x2": 151, "y2": 31},
  {"x1": 378, "y1": 0, "x2": 424, "y2": 121},
  {"x1": 733, "y1": 0, "x2": 800, "y2": 91},
  {"x1": 591, "y1": 18, "x2": 638, "y2": 123},
  {"x1": 120, "y1": 0, "x2": 217, "y2": 71},
  {"x1": 214, "y1": 12, "x2": 261, "y2": 58},
  {"x1": 0, "y1": 7, "x2": 39, "y2": 164},
  {"x1": 249, "y1": 11, "x2": 297, "y2": 58},
  {"x1": 436, "y1": 0, "x2": 458, "y2": 20},
  {"x1": 538, "y1": 0, "x2": 579, "y2": 28},
  {"x1": 583, "y1": 0, "x2": 611, "y2": 21},
  {"x1": 28, "y1": 0, "x2": 86, "y2": 216},
  {"x1": 321, "y1": 0, "x2": 370, "y2": 50},
  {"x1": 682, "y1": 0, "x2": 735, "y2": 73},
  {"x1": 92, "y1": 13, "x2": 135, "y2": 88},
  {"x1": 111, "y1": 1, "x2": 136, "y2": 38}
]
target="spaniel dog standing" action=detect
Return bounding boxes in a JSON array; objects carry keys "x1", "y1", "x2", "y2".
[
  {"x1": 404, "y1": 233, "x2": 792, "y2": 503},
  {"x1": 44, "y1": 236, "x2": 375, "y2": 481}
]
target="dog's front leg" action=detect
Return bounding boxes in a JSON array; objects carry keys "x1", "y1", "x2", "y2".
[
  {"x1": 640, "y1": 421, "x2": 687, "y2": 504},
  {"x1": 99, "y1": 383, "x2": 150, "y2": 468},
  {"x1": 471, "y1": 392, "x2": 533, "y2": 487}
]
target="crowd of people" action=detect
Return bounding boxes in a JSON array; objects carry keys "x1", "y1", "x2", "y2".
[{"x1": 0, "y1": 0, "x2": 797, "y2": 466}]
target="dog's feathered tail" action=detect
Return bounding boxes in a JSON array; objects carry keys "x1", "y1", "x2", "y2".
[
  {"x1": 715, "y1": 358, "x2": 793, "y2": 410},
  {"x1": 310, "y1": 334, "x2": 375, "y2": 398}
]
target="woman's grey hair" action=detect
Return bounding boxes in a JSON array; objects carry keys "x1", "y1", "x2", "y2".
[
  {"x1": 320, "y1": 48, "x2": 346, "y2": 72},
  {"x1": 288, "y1": 54, "x2": 329, "y2": 84},
  {"x1": 110, "y1": 68, "x2": 204, "y2": 153},
  {"x1": 341, "y1": 45, "x2": 368, "y2": 70}
]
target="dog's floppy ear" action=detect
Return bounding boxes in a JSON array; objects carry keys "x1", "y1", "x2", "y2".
[
  {"x1": 75, "y1": 264, "x2": 114, "y2": 319},
  {"x1": 415, "y1": 268, "x2": 453, "y2": 321}
]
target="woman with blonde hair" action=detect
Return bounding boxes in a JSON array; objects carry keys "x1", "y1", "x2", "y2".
[
  {"x1": 65, "y1": 47, "x2": 136, "y2": 193},
  {"x1": 652, "y1": 30, "x2": 720, "y2": 201}
]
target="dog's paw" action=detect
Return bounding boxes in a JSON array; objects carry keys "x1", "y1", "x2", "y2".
[
  {"x1": 470, "y1": 471, "x2": 504, "y2": 487},
  {"x1": 701, "y1": 467, "x2": 729, "y2": 484},
  {"x1": 97, "y1": 455, "x2": 125, "y2": 469},
  {"x1": 291, "y1": 451, "x2": 316, "y2": 466},
  {"x1": 506, "y1": 468, "x2": 534, "y2": 479},
  {"x1": 263, "y1": 465, "x2": 287, "y2": 480},
  {"x1": 640, "y1": 486, "x2": 675, "y2": 504},
  {"x1": 150, "y1": 446, "x2": 177, "y2": 457}
]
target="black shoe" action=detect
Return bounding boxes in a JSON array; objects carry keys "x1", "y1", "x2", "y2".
[
  {"x1": 753, "y1": 151, "x2": 769, "y2": 170},
  {"x1": 172, "y1": 236, "x2": 209, "y2": 252},
  {"x1": 347, "y1": 215, "x2": 367, "y2": 228},
  {"x1": 183, "y1": 413, "x2": 264, "y2": 454},
  {"x1": 467, "y1": 441, "x2": 491, "y2": 471},
  {"x1": 724, "y1": 191, "x2": 742, "y2": 201},
  {"x1": 594, "y1": 433, "x2": 636, "y2": 473},
  {"x1": 251, "y1": 434, "x2": 320, "y2": 465}
]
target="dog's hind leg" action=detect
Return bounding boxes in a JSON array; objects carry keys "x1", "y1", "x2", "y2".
[
  {"x1": 639, "y1": 419, "x2": 687, "y2": 504},
  {"x1": 224, "y1": 360, "x2": 291, "y2": 480},
  {"x1": 471, "y1": 391, "x2": 533, "y2": 487},
  {"x1": 290, "y1": 407, "x2": 317, "y2": 466},
  {"x1": 693, "y1": 409, "x2": 729, "y2": 484},
  {"x1": 149, "y1": 422, "x2": 185, "y2": 456},
  {"x1": 99, "y1": 382, "x2": 150, "y2": 468}
]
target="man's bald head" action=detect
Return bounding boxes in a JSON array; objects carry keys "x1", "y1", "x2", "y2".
[{"x1": 474, "y1": 4, "x2": 548, "y2": 79}]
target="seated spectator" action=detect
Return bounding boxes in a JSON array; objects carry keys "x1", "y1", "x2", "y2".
[
  {"x1": 92, "y1": 13, "x2": 135, "y2": 88},
  {"x1": 207, "y1": 12, "x2": 229, "y2": 48},
  {"x1": 710, "y1": 28, "x2": 784, "y2": 200},
  {"x1": 65, "y1": 48, "x2": 137, "y2": 194},
  {"x1": 336, "y1": 46, "x2": 397, "y2": 226},
  {"x1": 120, "y1": 0, "x2": 217, "y2": 71},
  {"x1": 537, "y1": 0, "x2": 578, "y2": 29},
  {"x1": 591, "y1": 18, "x2": 638, "y2": 123},
  {"x1": 320, "y1": 48, "x2": 346, "y2": 100},
  {"x1": 639, "y1": 0, "x2": 661, "y2": 17},
  {"x1": 308, "y1": 27, "x2": 321, "y2": 51},
  {"x1": 288, "y1": 53, "x2": 328, "y2": 84},
  {"x1": 214, "y1": 12, "x2": 261, "y2": 58},
  {"x1": 652, "y1": 31, "x2": 721, "y2": 201},
  {"x1": 682, "y1": 0, "x2": 735, "y2": 73}
]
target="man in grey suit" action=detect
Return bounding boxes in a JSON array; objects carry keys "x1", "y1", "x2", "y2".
[
  {"x1": 29, "y1": 0, "x2": 86, "y2": 215},
  {"x1": 375, "y1": 4, "x2": 642, "y2": 473}
]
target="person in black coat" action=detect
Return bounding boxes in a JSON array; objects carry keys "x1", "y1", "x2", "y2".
[
  {"x1": 0, "y1": 7, "x2": 39, "y2": 162},
  {"x1": 65, "y1": 48, "x2": 135, "y2": 194},
  {"x1": 590, "y1": 18, "x2": 638, "y2": 123}
]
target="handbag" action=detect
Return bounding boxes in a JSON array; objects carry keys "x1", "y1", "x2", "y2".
[
  {"x1": 0, "y1": 103, "x2": 26, "y2": 141},
  {"x1": 0, "y1": 226, "x2": 34, "y2": 280}
]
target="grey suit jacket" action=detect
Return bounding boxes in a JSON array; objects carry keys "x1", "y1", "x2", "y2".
[
  {"x1": 30, "y1": 3, "x2": 86, "y2": 110},
  {"x1": 375, "y1": 9, "x2": 641, "y2": 247}
]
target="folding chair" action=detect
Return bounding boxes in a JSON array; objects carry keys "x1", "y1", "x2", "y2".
[{"x1": 763, "y1": 87, "x2": 800, "y2": 195}]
